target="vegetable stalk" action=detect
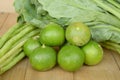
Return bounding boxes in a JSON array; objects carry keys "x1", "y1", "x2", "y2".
[
  {"x1": 107, "y1": 0, "x2": 120, "y2": 9},
  {"x1": 0, "y1": 52, "x2": 25, "y2": 75},
  {"x1": 0, "y1": 40, "x2": 26, "y2": 64},
  {"x1": 93, "y1": 0, "x2": 120, "y2": 19},
  {"x1": 0, "y1": 48, "x2": 22, "y2": 68},
  {"x1": 0, "y1": 23, "x2": 22, "y2": 48},
  {"x1": 0, "y1": 24, "x2": 35, "y2": 58},
  {"x1": 100, "y1": 42, "x2": 120, "y2": 54},
  {"x1": 11, "y1": 29, "x2": 40, "y2": 48},
  {"x1": 9, "y1": 24, "x2": 27, "y2": 38},
  {"x1": 0, "y1": 26, "x2": 40, "y2": 75}
]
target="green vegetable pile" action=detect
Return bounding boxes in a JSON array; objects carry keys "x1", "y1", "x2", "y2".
[
  {"x1": 0, "y1": 0, "x2": 120, "y2": 74},
  {"x1": 23, "y1": 22, "x2": 103, "y2": 72},
  {"x1": 14, "y1": 0, "x2": 120, "y2": 54}
]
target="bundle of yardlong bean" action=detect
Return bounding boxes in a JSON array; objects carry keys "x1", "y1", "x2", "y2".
[{"x1": 0, "y1": 23, "x2": 40, "y2": 74}]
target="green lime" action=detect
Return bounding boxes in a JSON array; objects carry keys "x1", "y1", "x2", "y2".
[
  {"x1": 58, "y1": 45, "x2": 85, "y2": 72},
  {"x1": 66, "y1": 22, "x2": 91, "y2": 46},
  {"x1": 29, "y1": 45, "x2": 56, "y2": 71},
  {"x1": 82, "y1": 40, "x2": 103, "y2": 65},
  {"x1": 39, "y1": 22, "x2": 65, "y2": 46},
  {"x1": 23, "y1": 38, "x2": 41, "y2": 57}
]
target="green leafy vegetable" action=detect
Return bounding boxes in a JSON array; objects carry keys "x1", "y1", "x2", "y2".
[
  {"x1": 13, "y1": 0, "x2": 120, "y2": 54},
  {"x1": 90, "y1": 24, "x2": 120, "y2": 43},
  {"x1": 14, "y1": 0, "x2": 120, "y2": 27}
]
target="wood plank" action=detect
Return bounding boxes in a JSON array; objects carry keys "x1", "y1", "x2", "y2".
[
  {"x1": 0, "y1": 0, "x2": 15, "y2": 13},
  {"x1": 0, "y1": 12, "x2": 8, "y2": 29},
  {"x1": 25, "y1": 59, "x2": 73, "y2": 80},
  {"x1": 0, "y1": 13, "x2": 18, "y2": 36},
  {"x1": 74, "y1": 49, "x2": 120, "y2": 80},
  {"x1": 74, "y1": 69, "x2": 120, "y2": 80},
  {"x1": 111, "y1": 51, "x2": 120, "y2": 69},
  {"x1": 0, "y1": 76, "x2": 3, "y2": 80}
]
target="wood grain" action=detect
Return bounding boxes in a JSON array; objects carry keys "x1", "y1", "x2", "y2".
[
  {"x1": 25, "y1": 59, "x2": 73, "y2": 80},
  {"x1": 0, "y1": 13, "x2": 8, "y2": 29},
  {"x1": 0, "y1": 13, "x2": 18, "y2": 36},
  {"x1": 0, "y1": 0, "x2": 15, "y2": 13},
  {"x1": 1, "y1": 58, "x2": 28, "y2": 80},
  {"x1": 111, "y1": 51, "x2": 120, "y2": 69},
  {"x1": 0, "y1": 13, "x2": 120, "y2": 80}
]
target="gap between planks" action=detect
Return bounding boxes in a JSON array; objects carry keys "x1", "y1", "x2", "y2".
[
  {"x1": 111, "y1": 50, "x2": 120, "y2": 70},
  {"x1": 0, "y1": 12, "x2": 9, "y2": 30}
]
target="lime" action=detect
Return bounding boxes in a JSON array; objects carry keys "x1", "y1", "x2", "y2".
[
  {"x1": 82, "y1": 40, "x2": 103, "y2": 65},
  {"x1": 58, "y1": 45, "x2": 85, "y2": 72},
  {"x1": 23, "y1": 38, "x2": 41, "y2": 57},
  {"x1": 39, "y1": 22, "x2": 65, "y2": 46},
  {"x1": 66, "y1": 22, "x2": 91, "y2": 46},
  {"x1": 29, "y1": 45, "x2": 56, "y2": 71}
]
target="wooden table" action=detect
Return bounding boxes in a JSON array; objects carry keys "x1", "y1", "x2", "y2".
[{"x1": 0, "y1": 13, "x2": 120, "y2": 80}]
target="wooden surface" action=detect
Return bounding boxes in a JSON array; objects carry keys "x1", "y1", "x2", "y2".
[
  {"x1": 0, "y1": 13, "x2": 120, "y2": 80},
  {"x1": 0, "y1": 0, "x2": 15, "y2": 13}
]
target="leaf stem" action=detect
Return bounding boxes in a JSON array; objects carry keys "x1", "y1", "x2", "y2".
[
  {"x1": 93, "y1": 0, "x2": 120, "y2": 19},
  {"x1": 100, "y1": 42, "x2": 120, "y2": 54},
  {"x1": 107, "y1": 0, "x2": 120, "y2": 9}
]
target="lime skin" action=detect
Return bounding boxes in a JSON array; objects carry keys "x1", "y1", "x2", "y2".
[
  {"x1": 82, "y1": 40, "x2": 103, "y2": 65},
  {"x1": 23, "y1": 38, "x2": 41, "y2": 57},
  {"x1": 66, "y1": 22, "x2": 91, "y2": 46},
  {"x1": 29, "y1": 45, "x2": 57, "y2": 71},
  {"x1": 39, "y1": 22, "x2": 65, "y2": 46},
  {"x1": 58, "y1": 45, "x2": 85, "y2": 72}
]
